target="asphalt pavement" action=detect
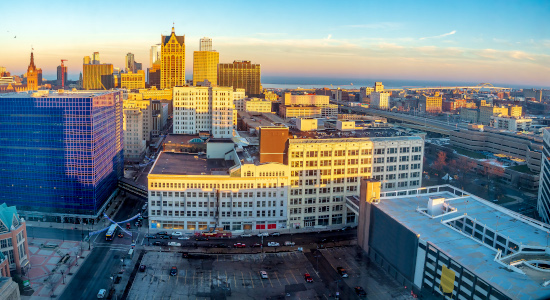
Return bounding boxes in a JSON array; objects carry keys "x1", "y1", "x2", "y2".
[{"x1": 27, "y1": 226, "x2": 84, "y2": 242}]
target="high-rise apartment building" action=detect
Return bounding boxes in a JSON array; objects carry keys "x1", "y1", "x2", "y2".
[
  {"x1": 150, "y1": 44, "x2": 161, "y2": 66},
  {"x1": 57, "y1": 64, "x2": 68, "y2": 87},
  {"x1": 0, "y1": 90, "x2": 123, "y2": 221},
  {"x1": 370, "y1": 92, "x2": 390, "y2": 110},
  {"x1": 25, "y1": 51, "x2": 39, "y2": 91},
  {"x1": 121, "y1": 70, "x2": 146, "y2": 89},
  {"x1": 83, "y1": 63, "x2": 114, "y2": 90},
  {"x1": 123, "y1": 106, "x2": 147, "y2": 161},
  {"x1": 419, "y1": 92, "x2": 442, "y2": 114},
  {"x1": 374, "y1": 82, "x2": 384, "y2": 92},
  {"x1": 173, "y1": 86, "x2": 234, "y2": 138},
  {"x1": 126, "y1": 52, "x2": 135, "y2": 73},
  {"x1": 538, "y1": 128, "x2": 550, "y2": 223},
  {"x1": 218, "y1": 60, "x2": 261, "y2": 96},
  {"x1": 83, "y1": 56, "x2": 91, "y2": 65},
  {"x1": 123, "y1": 98, "x2": 153, "y2": 142},
  {"x1": 92, "y1": 52, "x2": 100, "y2": 64},
  {"x1": 193, "y1": 38, "x2": 219, "y2": 86},
  {"x1": 161, "y1": 26, "x2": 185, "y2": 89}
]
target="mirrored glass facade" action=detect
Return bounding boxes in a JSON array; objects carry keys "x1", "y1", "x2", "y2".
[{"x1": 0, "y1": 91, "x2": 123, "y2": 216}]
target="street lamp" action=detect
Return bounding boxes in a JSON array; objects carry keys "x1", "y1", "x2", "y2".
[{"x1": 61, "y1": 270, "x2": 65, "y2": 284}]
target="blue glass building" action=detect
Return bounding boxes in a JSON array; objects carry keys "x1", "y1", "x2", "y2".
[{"x1": 0, "y1": 90, "x2": 123, "y2": 219}]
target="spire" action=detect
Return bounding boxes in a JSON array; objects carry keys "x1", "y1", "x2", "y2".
[
  {"x1": 29, "y1": 50, "x2": 35, "y2": 68},
  {"x1": 172, "y1": 22, "x2": 175, "y2": 34}
]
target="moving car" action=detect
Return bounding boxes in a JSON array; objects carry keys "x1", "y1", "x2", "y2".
[
  {"x1": 354, "y1": 286, "x2": 367, "y2": 297},
  {"x1": 250, "y1": 243, "x2": 262, "y2": 248},
  {"x1": 267, "y1": 242, "x2": 280, "y2": 247},
  {"x1": 337, "y1": 267, "x2": 348, "y2": 278},
  {"x1": 259, "y1": 271, "x2": 268, "y2": 279},
  {"x1": 178, "y1": 236, "x2": 190, "y2": 240},
  {"x1": 152, "y1": 241, "x2": 161, "y2": 246},
  {"x1": 257, "y1": 232, "x2": 269, "y2": 237},
  {"x1": 196, "y1": 236, "x2": 209, "y2": 241},
  {"x1": 234, "y1": 243, "x2": 246, "y2": 248},
  {"x1": 97, "y1": 289, "x2": 107, "y2": 298},
  {"x1": 284, "y1": 241, "x2": 295, "y2": 246},
  {"x1": 170, "y1": 266, "x2": 178, "y2": 276},
  {"x1": 118, "y1": 233, "x2": 124, "y2": 238},
  {"x1": 304, "y1": 273, "x2": 313, "y2": 283},
  {"x1": 157, "y1": 231, "x2": 168, "y2": 236},
  {"x1": 270, "y1": 232, "x2": 281, "y2": 236},
  {"x1": 167, "y1": 242, "x2": 181, "y2": 247},
  {"x1": 139, "y1": 265, "x2": 146, "y2": 272},
  {"x1": 241, "y1": 234, "x2": 252, "y2": 237},
  {"x1": 171, "y1": 232, "x2": 183, "y2": 237}
]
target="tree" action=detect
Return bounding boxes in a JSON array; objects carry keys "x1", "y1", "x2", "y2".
[
  {"x1": 432, "y1": 151, "x2": 447, "y2": 175},
  {"x1": 449, "y1": 156, "x2": 477, "y2": 189}
]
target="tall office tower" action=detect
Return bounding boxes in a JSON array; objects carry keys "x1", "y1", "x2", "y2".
[
  {"x1": 173, "y1": 86, "x2": 234, "y2": 138},
  {"x1": 123, "y1": 105, "x2": 147, "y2": 161},
  {"x1": 92, "y1": 52, "x2": 100, "y2": 64},
  {"x1": 57, "y1": 64, "x2": 68, "y2": 87},
  {"x1": 370, "y1": 92, "x2": 390, "y2": 110},
  {"x1": 374, "y1": 81, "x2": 384, "y2": 92},
  {"x1": 218, "y1": 60, "x2": 261, "y2": 96},
  {"x1": 83, "y1": 56, "x2": 91, "y2": 65},
  {"x1": 419, "y1": 92, "x2": 443, "y2": 114},
  {"x1": 538, "y1": 128, "x2": 550, "y2": 223},
  {"x1": 37, "y1": 68, "x2": 42, "y2": 85},
  {"x1": 83, "y1": 64, "x2": 114, "y2": 90},
  {"x1": 161, "y1": 26, "x2": 185, "y2": 89},
  {"x1": 125, "y1": 53, "x2": 135, "y2": 73},
  {"x1": 150, "y1": 44, "x2": 161, "y2": 66},
  {"x1": 25, "y1": 51, "x2": 39, "y2": 91},
  {"x1": 193, "y1": 37, "x2": 219, "y2": 86},
  {"x1": 0, "y1": 90, "x2": 123, "y2": 221},
  {"x1": 200, "y1": 37, "x2": 212, "y2": 51}
]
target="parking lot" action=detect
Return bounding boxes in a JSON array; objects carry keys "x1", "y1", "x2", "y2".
[{"x1": 128, "y1": 251, "x2": 328, "y2": 299}]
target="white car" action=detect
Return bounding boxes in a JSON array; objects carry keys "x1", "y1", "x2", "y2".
[
  {"x1": 171, "y1": 232, "x2": 183, "y2": 236},
  {"x1": 271, "y1": 232, "x2": 281, "y2": 236},
  {"x1": 97, "y1": 289, "x2": 107, "y2": 299},
  {"x1": 178, "y1": 236, "x2": 190, "y2": 240},
  {"x1": 259, "y1": 271, "x2": 268, "y2": 279},
  {"x1": 284, "y1": 241, "x2": 295, "y2": 246},
  {"x1": 241, "y1": 234, "x2": 252, "y2": 237},
  {"x1": 257, "y1": 232, "x2": 269, "y2": 237},
  {"x1": 167, "y1": 242, "x2": 181, "y2": 247},
  {"x1": 267, "y1": 242, "x2": 280, "y2": 247}
]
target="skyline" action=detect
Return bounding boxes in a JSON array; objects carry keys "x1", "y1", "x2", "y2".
[{"x1": 0, "y1": 0, "x2": 549, "y2": 87}]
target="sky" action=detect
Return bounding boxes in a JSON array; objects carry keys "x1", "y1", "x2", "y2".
[{"x1": 0, "y1": 0, "x2": 549, "y2": 87}]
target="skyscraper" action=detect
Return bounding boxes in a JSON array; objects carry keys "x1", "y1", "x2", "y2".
[
  {"x1": 0, "y1": 90, "x2": 123, "y2": 220},
  {"x1": 125, "y1": 52, "x2": 135, "y2": 73},
  {"x1": 150, "y1": 44, "x2": 161, "y2": 66},
  {"x1": 83, "y1": 56, "x2": 91, "y2": 65},
  {"x1": 92, "y1": 52, "x2": 100, "y2": 64},
  {"x1": 538, "y1": 128, "x2": 550, "y2": 223},
  {"x1": 193, "y1": 37, "x2": 219, "y2": 86},
  {"x1": 57, "y1": 64, "x2": 68, "y2": 87},
  {"x1": 25, "y1": 51, "x2": 38, "y2": 91},
  {"x1": 161, "y1": 26, "x2": 185, "y2": 89},
  {"x1": 83, "y1": 63, "x2": 114, "y2": 90},
  {"x1": 218, "y1": 60, "x2": 261, "y2": 96}
]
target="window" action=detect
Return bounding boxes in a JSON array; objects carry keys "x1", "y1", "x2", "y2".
[
  {"x1": 400, "y1": 147, "x2": 410, "y2": 153},
  {"x1": 399, "y1": 156, "x2": 409, "y2": 162},
  {"x1": 375, "y1": 149, "x2": 385, "y2": 155},
  {"x1": 411, "y1": 163, "x2": 421, "y2": 170},
  {"x1": 361, "y1": 149, "x2": 372, "y2": 155},
  {"x1": 412, "y1": 146, "x2": 422, "y2": 152},
  {"x1": 374, "y1": 157, "x2": 384, "y2": 164},
  {"x1": 388, "y1": 148, "x2": 397, "y2": 154},
  {"x1": 398, "y1": 173, "x2": 408, "y2": 179},
  {"x1": 386, "y1": 165, "x2": 395, "y2": 172},
  {"x1": 386, "y1": 174, "x2": 396, "y2": 180},
  {"x1": 412, "y1": 155, "x2": 422, "y2": 161},
  {"x1": 399, "y1": 164, "x2": 409, "y2": 171},
  {"x1": 386, "y1": 157, "x2": 397, "y2": 163}
]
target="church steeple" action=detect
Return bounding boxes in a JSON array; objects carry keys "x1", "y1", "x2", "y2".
[{"x1": 172, "y1": 22, "x2": 175, "y2": 34}]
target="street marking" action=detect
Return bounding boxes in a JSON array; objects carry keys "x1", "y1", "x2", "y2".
[
  {"x1": 291, "y1": 271, "x2": 299, "y2": 284},
  {"x1": 268, "y1": 276, "x2": 273, "y2": 287},
  {"x1": 284, "y1": 273, "x2": 290, "y2": 285},
  {"x1": 275, "y1": 272, "x2": 282, "y2": 286},
  {"x1": 249, "y1": 271, "x2": 255, "y2": 288},
  {"x1": 233, "y1": 272, "x2": 236, "y2": 287},
  {"x1": 241, "y1": 272, "x2": 245, "y2": 287},
  {"x1": 218, "y1": 271, "x2": 220, "y2": 287}
]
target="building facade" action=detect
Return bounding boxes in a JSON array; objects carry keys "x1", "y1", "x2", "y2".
[
  {"x1": 419, "y1": 92, "x2": 442, "y2": 114},
  {"x1": 0, "y1": 204, "x2": 29, "y2": 275},
  {"x1": 25, "y1": 52, "x2": 38, "y2": 91},
  {"x1": 173, "y1": 86, "x2": 234, "y2": 138},
  {"x1": 370, "y1": 92, "x2": 389, "y2": 110},
  {"x1": 121, "y1": 70, "x2": 146, "y2": 89},
  {"x1": 282, "y1": 93, "x2": 329, "y2": 106},
  {"x1": 83, "y1": 64, "x2": 114, "y2": 90},
  {"x1": 492, "y1": 116, "x2": 532, "y2": 131},
  {"x1": 161, "y1": 26, "x2": 185, "y2": 89},
  {"x1": 218, "y1": 61, "x2": 261, "y2": 96},
  {"x1": 123, "y1": 107, "x2": 147, "y2": 161},
  {"x1": 0, "y1": 91, "x2": 123, "y2": 220},
  {"x1": 123, "y1": 99, "x2": 153, "y2": 142},
  {"x1": 243, "y1": 98, "x2": 272, "y2": 113},
  {"x1": 193, "y1": 38, "x2": 219, "y2": 86},
  {"x1": 538, "y1": 128, "x2": 550, "y2": 223}
]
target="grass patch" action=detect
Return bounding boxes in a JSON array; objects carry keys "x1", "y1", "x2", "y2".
[
  {"x1": 453, "y1": 147, "x2": 486, "y2": 159},
  {"x1": 508, "y1": 164, "x2": 537, "y2": 175}
]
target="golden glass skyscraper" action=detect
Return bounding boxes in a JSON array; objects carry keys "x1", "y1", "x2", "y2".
[
  {"x1": 161, "y1": 26, "x2": 185, "y2": 89},
  {"x1": 193, "y1": 37, "x2": 219, "y2": 86},
  {"x1": 218, "y1": 60, "x2": 261, "y2": 96}
]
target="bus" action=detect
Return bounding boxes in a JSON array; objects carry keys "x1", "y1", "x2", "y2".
[{"x1": 106, "y1": 224, "x2": 118, "y2": 241}]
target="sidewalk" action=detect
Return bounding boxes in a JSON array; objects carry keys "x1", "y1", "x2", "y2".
[
  {"x1": 22, "y1": 238, "x2": 91, "y2": 300},
  {"x1": 25, "y1": 195, "x2": 126, "y2": 231}
]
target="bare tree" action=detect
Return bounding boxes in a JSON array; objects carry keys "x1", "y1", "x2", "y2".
[{"x1": 449, "y1": 156, "x2": 477, "y2": 189}]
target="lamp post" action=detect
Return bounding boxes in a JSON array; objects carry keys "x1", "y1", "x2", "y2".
[{"x1": 61, "y1": 270, "x2": 65, "y2": 284}]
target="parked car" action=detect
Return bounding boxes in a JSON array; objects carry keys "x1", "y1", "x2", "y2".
[
  {"x1": 354, "y1": 286, "x2": 367, "y2": 297},
  {"x1": 341, "y1": 226, "x2": 349, "y2": 231},
  {"x1": 157, "y1": 231, "x2": 168, "y2": 236},
  {"x1": 234, "y1": 243, "x2": 246, "y2": 248},
  {"x1": 304, "y1": 273, "x2": 313, "y2": 283},
  {"x1": 259, "y1": 271, "x2": 268, "y2": 279},
  {"x1": 170, "y1": 266, "x2": 177, "y2": 276},
  {"x1": 337, "y1": 267, "x2": 348, "y2": 278},
  {"x1": 139, "y1": 265, "x2": 146, "y2": 272},
  {"x1": 257, "y1": 232, "x2": 269, "y2": 237},
  {"x1": 160, "y1": 235, "x2": 172, "y2": 239},
  {"x1": 250, "y1": 243, "x2": 262, "y2": 248},
  {"x1": 267, "y1": 242, "x2": 280, "y2": 247},
  {"x1": 284, "y1": 241, "x2": 295, "y2": 246},
  {"x1": 270, "y1": 232, "x2": 281, "y2": 236},
  {"x1": 152, "y1": 241, "x2": 161, "y2": 246},
  {"x1": 196, "y1": 236, "x2": 209, "y2": 241},
  {"x1": 167, "y1": 242, "x2": 181, "y2": 247},
  {"x1": 118, "y1": 233, "x2": 124, "y2": 238},
  {"x1": 97, "y1": 289, "x2": 107, "y2": 298},
  {"x1": 241, "y1": 234, "x2": 252, "y2": 237},
  {"x1": 171, "y1": 232, "x2": 183, "y2": 236},
  {"x1": 178, "y1": 236, "x2": 190, "y2": 240}
]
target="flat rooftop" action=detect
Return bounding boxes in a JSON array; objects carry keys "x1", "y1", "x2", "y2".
[
  {"x1": 0, "y1": 90, "x2": 117, "y2": 98},
  {"x1": 376, "y1": 185, "x2": 550, "y2": 299},
  {"x1": 289, "y1": 127, "x2": 420, "y2": 140},
  {"x1": 150, "y1": 152, "x2": 232, "y2": 176}
]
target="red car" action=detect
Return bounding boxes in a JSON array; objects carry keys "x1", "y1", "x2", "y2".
[
  {"x1": 234, "y1": 243, "x2": 246, "y2": 248},
  {"x1": 304, "y1": 273, "x2": 313, "y2": 283}
]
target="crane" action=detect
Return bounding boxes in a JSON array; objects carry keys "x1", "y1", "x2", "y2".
[{"x1": 60, "y1": 59, "x2": 68, "y2": 88}]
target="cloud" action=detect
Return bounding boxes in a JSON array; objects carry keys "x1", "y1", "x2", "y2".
[
  {"x1": 420, "y1": 30, "x2": 456, "y2": 40},
  {"x1": 343, "y1": 22, "x2": 401, "y2": 30},
  {"x1": 326, "y1": 34, "x2": 332, "y2": 40}
]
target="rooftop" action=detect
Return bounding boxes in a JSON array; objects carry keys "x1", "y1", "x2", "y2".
[
  {"x1": 377, "y1": 185, "x2": 550, "y2": 300},
  {"x1": 288, "y1": 127, "x2": 420, "y2": 140},
  {"x1": 0, "y1": 90, "x2": 118, "y2": 98},
  {"x1": 149, "y1": 152, "x2": 233, "y2": 176}
]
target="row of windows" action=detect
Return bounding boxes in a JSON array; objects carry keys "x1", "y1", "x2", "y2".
[
  {"x1": 150, "y1": 191, "x2": 285, "y2": 198},
  {"x1": 150, "y1": 182, "x2": 284, "y2": 189}
]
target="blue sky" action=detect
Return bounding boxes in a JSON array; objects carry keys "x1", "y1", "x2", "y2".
[{"x1": 0, "y1": 0, "x2": 548, "y2": 87}]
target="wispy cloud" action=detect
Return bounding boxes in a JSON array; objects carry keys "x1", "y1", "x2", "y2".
[
  {"x1": 343, "y1": 22, "x2": 401, "y2": 30},
  {"x1": 326, "y1": 34, "x2": 332, "y2": 40},
  {"x1": 420, "y1": 30, "x2": 456, "y2": 40}
]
